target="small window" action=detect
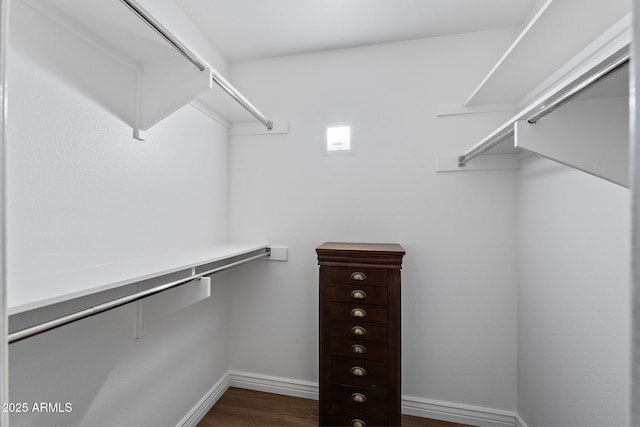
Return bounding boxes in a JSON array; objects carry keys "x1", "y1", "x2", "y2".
[{"x1": 326, "y1": 126, "x2": 351, "y2": 152}]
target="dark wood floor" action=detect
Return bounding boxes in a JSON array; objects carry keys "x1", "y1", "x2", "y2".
[{"x1": 197, "y1": 387, "x2": 474, "y2": 427}]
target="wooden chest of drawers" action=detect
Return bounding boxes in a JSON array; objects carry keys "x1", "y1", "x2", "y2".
[{"x1": 317, "y1": 242, "x2": 405, "y2": 427}]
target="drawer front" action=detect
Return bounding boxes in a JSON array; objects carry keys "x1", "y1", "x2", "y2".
[
  {"x1": 330, "y1": 285, "x2": 387, "y2": 306},
  {"x1": 331, "y1": 384, "x2": 388, "y2": 418},
  {"x1": 331, "y1": 337, "x2": 387, "y2": 362},
  {"x1": 331, "y1": 303, "x2": 387, "y2": 324},
  {"x1": 330, "y1": 357, "x2": 387, "y2": 388},
  {"x1": 330, "y1": 320, "x2": 387, "y2": 342},
  {"x1": 330, "y1": 267, "x2": 387, "y2": 286},
  {"x1": 329, "y1": 409, "x2": 388, "y2": 427}
]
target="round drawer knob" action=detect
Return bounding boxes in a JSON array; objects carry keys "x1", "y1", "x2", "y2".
[
  {"x1": 350, "y1": 272, "x2": 367, "y2": 281},
  {"x1": 351, "y1": 326, "x2": 366, "y2": 336},
  {"x1": 351, "y1": 344, "x2": 366, "y2": 354},
  {"x1": 350, "y1": 308, "x2": 367, "y2": 318},
  {"x1": 351, "y1": 393, "x2": 367, "y2": 403},
  {"x1": 351, "y1": 366, "x2": 366, "y2": 377},
  {"x1": 350, "y1": 289, "x2": 367, "y2": 299},
  {"x1": 351, "y1": 418, "x2": 366, "y2": 427}
]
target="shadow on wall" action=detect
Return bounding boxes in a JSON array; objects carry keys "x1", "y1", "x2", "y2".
[{"x1": 8, "y1": 305, "x2": 134, "y2": 425}]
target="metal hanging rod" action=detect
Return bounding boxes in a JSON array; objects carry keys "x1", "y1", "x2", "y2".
[
  {"x1": 457, "y1": 47, "x2": 630, "y2": 167},
  {"x1": 210, "y1": 69, "x2": 274, "y2": 131},
  {"x1": 8, "y1": 250, "x2": 270, "y2": 344},
  {"x1": 119, "y1": 0, "x2": 273, "y2": 131},
  {"x1": 458, "y1": 124, "x2": 514, "y2": 167},
  {"x1": 526, "y1": 53, "x2": 629, "y2": 124},
  {"x1": 119, "y1": 0, "x2": 205, "y2": 71}
]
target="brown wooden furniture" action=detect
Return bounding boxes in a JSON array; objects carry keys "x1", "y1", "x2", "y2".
[{"x1": 317, "y1": 242, "x2": 405, "y2": 427}]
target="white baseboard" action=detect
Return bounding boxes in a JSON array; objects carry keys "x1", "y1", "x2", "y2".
[
  {"x1": 402, "y1": 394, "x2": 518, "y2": 427},
  {"x1": 182, "y1": 370, "x2": 522, "y2": 427},
  {"x1": 228, "y1": 370, "x2": 319, "y2": 401},
  {"x1": 179, "y1": 373, "x2": 230, "y2": 427},
  {"x1": 515, "y1": 413, "x2": 529, "y2": 427}
]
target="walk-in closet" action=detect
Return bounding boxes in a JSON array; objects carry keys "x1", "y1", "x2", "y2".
[{"x1": 0, "y1": 1, "x2": 638, "y2": 426}]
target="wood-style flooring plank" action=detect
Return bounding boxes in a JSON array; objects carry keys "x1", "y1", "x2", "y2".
[
  {"x1": 197, "y1": 387, "x2": 474, "y2": 427},
  {"x1": 198, "y1": 388, "x2": 317, "y2": 426},
  {"x1": 402, "y1": 413, "x2": 470, "y2": 427}
]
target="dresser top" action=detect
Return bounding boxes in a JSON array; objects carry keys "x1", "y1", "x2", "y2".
[
  {"x1": 316, "y1": 242, "x2": 405, "y2": 254},
  {"x1": 316, "y1": 242, "x2": 405, "y2": 268}
]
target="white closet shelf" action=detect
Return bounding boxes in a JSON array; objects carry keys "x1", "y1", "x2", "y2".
[
  {"x1": 438, "y1": 11, "x2": 631, "y2": 187},
  {"x1": 23, "y1": 0, "x2": 276, "y2": 139},
  {"x1": 8, "y1": 243, "x2": 269, "y2": 316},
  {"x1": 465, "y1": 0, "x2": 631, "y2": 107}
]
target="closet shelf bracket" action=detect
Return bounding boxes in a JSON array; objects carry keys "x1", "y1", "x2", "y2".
[
  {"x1": 437, "y1": 33, "x2": 630, "y2": 183},
  {"x1": 122, "y1": 0, "x2": 274, "y2": 137}
]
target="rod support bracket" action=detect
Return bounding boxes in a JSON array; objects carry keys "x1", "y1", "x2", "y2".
[{"x1": 457, "y1": 156, "x2": 467, "y2": 167}]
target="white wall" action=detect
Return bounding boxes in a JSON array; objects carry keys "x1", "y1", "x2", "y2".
[
  {"x1": 7, "y1": 1, "x2": 231, "y2": 425},
  {"x1": 0, "y1": 0, "x2": 8, "y2": 425},
  {"x1": 227, "y1": 29, "x2": 521, "y2": 412},
  {"x1": 517, "y1": 155, "x2": 631, "y2": 426},
  {"x1": 632, "y1": 3, "x2": 640, "y2": 423}
]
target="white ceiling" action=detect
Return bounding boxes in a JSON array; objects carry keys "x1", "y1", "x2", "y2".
[{"x1": 174, "y1": 0, "x2": 541, "y2": 62}]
